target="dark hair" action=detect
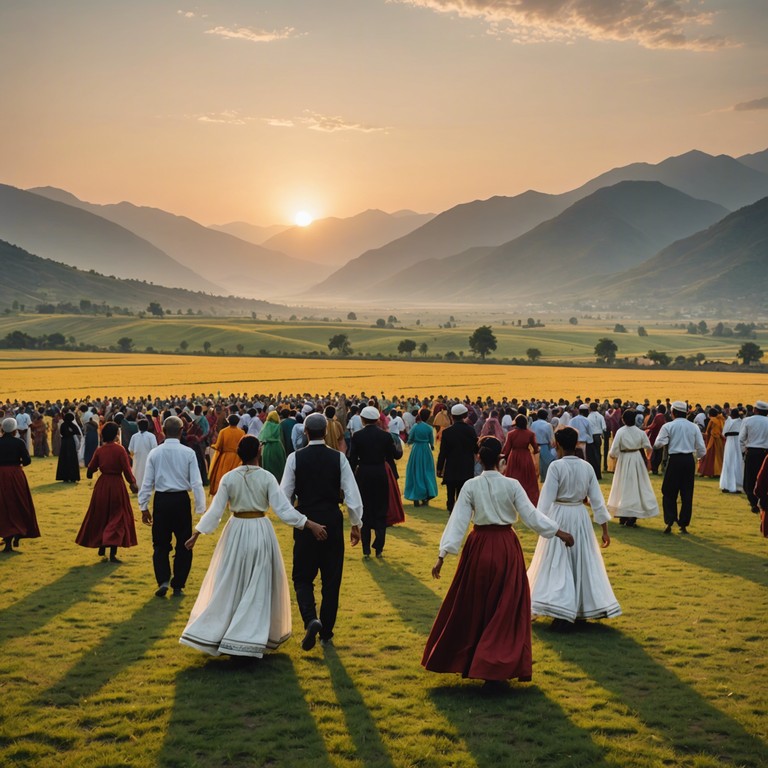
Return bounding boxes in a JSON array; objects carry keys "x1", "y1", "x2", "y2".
[
  {"x1": 657, "y1": 404, "x2": 666, "y2": 414},
  {"x1": 418, "y1": 408, "x2": 431, "y2": 422},
  {"x1": 555, "y1": 426, "x2": 578, "y2": 452},
  {"x1": 537, "y1": 408, "x2": 548, "y2": 420},
  {"x1": 325, "y1": 406, "x2": 336, "y2": 419},
  {"x1": 227, "y1": 414, "x2": 240, "y2": 427},
  {"x1": 708, "y1": 407, "x2": 719, "y2": 417},
  {"x1": 478, "y1": 436, "x2": 502, "y2": 469},
  {"x1": 64, "y1": 411, "x2": 75, "y2": 422},
  {"x1": 237, "y1": 435, "x2": 260, "y2": 463},
  {"x1": 102, "y1": 422, "x2": 119, "y2": 442},
  {"x1": 514, "y1": 414, "x2": 527, "y2": 430},
  {"x1": 622, "y1": 410, "x2": 636, "y2": 427},
  {"x1": 138, "y1": 419, "x2": 149, "y2": 432}
]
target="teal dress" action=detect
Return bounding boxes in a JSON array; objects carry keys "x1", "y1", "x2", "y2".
[
  {"x1": 404, "y1": 422, "x2": 438, "y2": 502},
  {"x1": 259, "y1": 420, "x2": 286, "y2": 482}
]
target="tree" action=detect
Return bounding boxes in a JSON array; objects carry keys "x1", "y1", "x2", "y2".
[
  {"x1": 697, "y1": 320, "x2": 709, "y2": 335},
  {"x1": 328, "y1": 333, "x2": 352, "y2": 356},
  {"x1": 695, "y1": 352, "x2": 706, "y2": 365},
  {"x1": 179, "y1": 340, "x2": 189, "y2": 352},
  {"x1": 387, "y1": 315, "x2": 398, "y2": 324},
  {"x1": 375, "y1": 318, "x2": 386, "y2": 328},
  {"x1": 47, "y1": 332, "x2": 66, "y2": 347},
  {"x1": 594, "y1": 337, "x2": 618, "y2": 364},
  {"x1": 526, "y1": 348, "x2": 542, "y2": 362},
  {"x1": 203, "y1": 340, "x2": 212, "y2": 354},
  {"x1": 569, "y1": 317, "x2": 578, "y2": 325},
  {"x1": 444, "y1": 351, "x2": 458, "y2": 360},
  {"x1": 347, "y1": 311, "x2": 357, "y2": 321},
  {"x1": 147, "y1": 301, "x2": 164, "y2": 317},
  {"x1": 734, "y1": 322, "x2": 757, "y2": 338},
  {"x1": 712, "y1": 322, "x2": 725, "y2": 337},
  {"x1": 526, "y1": 317, "x2": 536, "y2": 328},
  {"x1": 613, "y1": 323, "x2": 627, "y2": 333},
  {"x1": 737, "y1": 342, "x2": 763, "y2": 365},
  {"x1": 397, "y1": 339, "x2": 417, "y2": 358},
  {"x1": 79, "y1": 299, "x2": 92, "y2": 313},
  {"x1": 117, "y1": 336, "x2": 133, "y2": 352},
  {"x1": 468, "y1": 325, "x2": 497, "y2": 360},
  {"x1": 236, "y1": 343, "x2": 245, "y2": 354},
  {"x1": 637, "y1": 326, "x2": 648, "y2": 337},
  {"x1": 418, "y1": 341, "x2": 428, "y2": 358},
  {"x1": 686, "y1": 322, "x2": 698, "y2": 335},
  {"x1": 646, "y1": 349, "x2": 671, "y2": 367}
]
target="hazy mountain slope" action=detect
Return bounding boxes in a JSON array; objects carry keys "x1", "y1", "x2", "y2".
[
  {"x1": 605, "y1": 197, "x2": 768, "y2": 303},
  {"x1": 0, "y1": 184, "x2": 222, "y2": 294},
  {"x1": 261, "y1": 209, "x2": 435, "y2": 267},
  {"x1": 208, "y1": 221, "x2": 289, "y2": 244},
  {"x1": 737, "y1": 148, "x2": 768, "y2": 175},
  {"x1": 0, "y1": 239, "x2": 288, "y2": 315},
  {"x1": 28, "y1": 187, "x2": 328, "y2": 298},
  {"x1": 573, "y1": 150, "x2": 768, "y2": 211}
]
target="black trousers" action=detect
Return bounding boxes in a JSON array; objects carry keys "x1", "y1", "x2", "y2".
[
  {"x1": 445, "y1": 478, "x2": 468, "y2": 513},
  {"x1": 650, "y1": 447, "x2": 664, "y2": 474},
  {"x1": 292, "y1": 524, "x2": 344, "y2": 639},
  {"x1": 588, "y1": 437, "x2": 602, "y2": 480},
  {"x1": 152, "y1": 491, "x2": 192, "y2": 589},
  {"x1": 602, "y1": 431, "x2": 610, "y2": 470},
  {"x1": 744, "y1": 447, "x2": 768, "y2": 508},
  {"x1": 661, "y1": 454, "x2": 695, "y2": 527}
]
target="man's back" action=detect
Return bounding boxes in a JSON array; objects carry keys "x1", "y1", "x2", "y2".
[{"x1": 438, "y1": 422, "x2": 477, "y2": 481}]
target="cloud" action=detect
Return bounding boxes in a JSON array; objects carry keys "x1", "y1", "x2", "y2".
[
  {"x1": 264, "y1": 111, "x2": 389, "y2": 133},
  {"x1": 392, "y1": 0, "x2": 730, "y2": 51},
  {"x1": 734, "y1": 96, "x2": 768, "y2": 112},
  {"x1": 204, "y1": 25, "x2": 297, "y2": 43},
  {"x1": 196, "y1": 110, "x2": 251, "y2": 125}
]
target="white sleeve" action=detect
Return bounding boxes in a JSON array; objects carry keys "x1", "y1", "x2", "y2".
[
  {"x1": 609, "y1": 429, "x2": 622, "y2": 459},
  {"x1": 587, "y1": 469, "x2": 611, "y2": 524},
  {"x1": 128, "y1": 434, "x2": 138, "y2": 454},
  {"x1": 438, "y1": 483, "x2": 474, "y2": 557},
  {"x1": 196, "y1": 476, "x2": 231, "y2": 534},
  {"x1": 188, "y1": 451, "x2": 206, "y2": 514},
  {"x1": 536, "y1": 462, "x2": 560, "y2": 517},
  {"x1": 654, "y1": 423, "x2": 670, "y2": 449},
  {"x1": 694, "y1": 426, "x2": 707, "y2": 460},
  {"x1": 138, "y1": 451, "x2": 156, "y2": 510},
  {"x1": 267, "y1": 473, "x2": 307, "y2": 528},
  {"x1": 339, "y1": 454, "x2": 364, "y2": 526},
  {"x1": 510, "y1": 480, "x2": 558, "y2": 537},
  {"x1": 280, "y1": 453, "x2": 297, "y2": 500}
]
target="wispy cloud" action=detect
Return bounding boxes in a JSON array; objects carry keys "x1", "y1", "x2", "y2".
[
  {"x1": 204, "y1": 25, "x2": 297, "y2": 43},
  {"x1": 195, "y1": 110, "x2": 252, "y2": 125},
  {"x1": 177, "y1": 9, "x2": 207, "y2": 19},
  {"x1": 264, "y1": 110, "x2": 390, "y2": 133},
  {"x1": 734, "y1": 96, "x2": 768, "y2": 112},
  {"x1": 392, "y1": 0, "x2": 730, "y2": 51}
]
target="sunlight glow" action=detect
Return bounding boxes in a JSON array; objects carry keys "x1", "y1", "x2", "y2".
[{"x1": 294, "y1": 210, "x2": 313, "y2": 227}]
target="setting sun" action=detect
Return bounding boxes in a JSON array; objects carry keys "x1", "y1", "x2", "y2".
[{"x1": 294, "y1": 210, "x2": 314, "y2": 227}]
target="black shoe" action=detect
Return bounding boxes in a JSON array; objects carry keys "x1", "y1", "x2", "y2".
[
  {"x1": 2, "y1": 542, "x2": 12, "y2": 553},
  {"x1": 375, "y1": 551, "x2": 383, "y2": 559},
  {"x1": 155, "y1": 582, "x2": 169, "y2": 598},
  {"x1": 109, "y1": 556, "x2": 122, "y2": 563},
  {"x1": 98, "y1": 546, "x2": 106, "y2": 557},
  {"x1": 172, "y1": 588, "x2": 184, "y2": 597},
  {"x1": 301, "y1": 619, "x2": 322, "y2": 651},
  {"x1": 12, "y1": 536, "x2": 20, "y2": 547},
  {"x1": 751, "y1": 505, "x2": 760, "y2": 515},
  {"x1": 679, "y1": 526, "x2": 689, "y2": 535},
  {"x1": 663, "y1": 525, "x2": 672, "y2": 534}
]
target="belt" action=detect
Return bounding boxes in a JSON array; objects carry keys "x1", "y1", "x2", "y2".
[
  {"x1": 233, "y1": 511, "x2": 266, "y2": 518},
  {"x1": 620, "y1": 448, "x2": 643, "y2": 453},
  {"x1": 555, "y1": 499, "x2": 583, "y2": 506},
  {"x1": 724, "y1": 432, "x2": 739, "y2": 437}
]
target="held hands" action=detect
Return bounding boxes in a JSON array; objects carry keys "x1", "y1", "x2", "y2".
[
  {"x1": 141, "y1": 510, "x2": 152, "y2": 527},
  {"x1": 432, "y1": 556, "x2": 443, "y2": 579},
  {"x1": 185, "y1": 531, "x2": 200, "y2": 550},
  {"x1": 350, "y1": 525, "x2": 361, "y2": 547},
  {"x1": 307, "y1": 521, "x2": 328, "y2": 541},
  {"x1": 557, "y1": 530, "x2": 575, "y2": 548},
  {"x1": 129, "y1": 482, "x2": 138, "y2": 494}
]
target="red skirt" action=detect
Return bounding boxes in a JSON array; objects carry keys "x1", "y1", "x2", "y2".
[
  {"x1": 0, "y1": 466, "x2": 40, "y2": 539},
  {"x1": 385, "y1": 462, "x2": 405, "y2": 526},
  {"x1": 504, "y1": 450, "x2": 540, "y2": 505},
  {"x1": 421, "y1": 525, "x2": 533, "y2": 681},
  {"x1": 76, "y1": 474, "x2": 138, "y2": 548}
]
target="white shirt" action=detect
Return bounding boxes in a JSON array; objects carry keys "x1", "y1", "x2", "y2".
[
  {"x1": 402, "y1": 411, "x2": 416, "y2": 433},
  {"x1": 439, "y1": 471, "x2": 558, "y2": 557},
  {"x1": 587, "y1": 411, "x2": 607, "y2": 437},
  {"x1": 247, "y1": 417, "x2": 263, "y2": 438},
  {"x1": 138, "y1": 438, "x2": 206, "y2": 513},
  {"x1": 570, "y1": 414, "x2": 593, "y2": 443},
  {"x1": 238, "y1": 413, "x2": 252, "y2": 431},
  {"x1": 291, "y1": 422, "x2": 306, "y2": 451},
  {"x1": 538, "y1": 455, "x2": 611, "y2": 524},
  {"x1": 501, "y1": 414, "x2": 514, "y2": 434},
  {"x1": 388, "y1": 416, "x2": 405, "y2": 435},
  {"x1": 739, "y1": 414, "x2": 768, "y2": 451},
  {"x1": 280, "y1": 439, "x2": 364, "y2": 526},
  {"x1": 196, "y1": 465, "x2": 306, "y2": 535},
  {"x1": 348, "y1": 414, "x2": 363, "y2": 435},
  {"x1": 128, "y1": 430, "x2": 158, "y2": 488},
  {"x1": 654, "y1": 418, "x2": 706, "y2": 458},
  {"x1": 15, "y1": 412, "x2": 31, "y2": 430}
]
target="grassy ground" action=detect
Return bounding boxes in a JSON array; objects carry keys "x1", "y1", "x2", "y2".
[
  {"x1": 3, "y1": 351, "x2": 768, "y2": 404},
  {"x1": 1, "y1": 450, "x2": 766, "y2": 768},
  {"x1": 1, "y1": 314, "x2": 765, "y2": 364}
]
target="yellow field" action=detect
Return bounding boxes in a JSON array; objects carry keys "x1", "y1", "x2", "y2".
[{"x1": 2, "y1": 350, "x2": 766, "y2": 404}]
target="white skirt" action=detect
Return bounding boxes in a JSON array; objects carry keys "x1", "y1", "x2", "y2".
[
  {"x1": 527, "y1": 502, "x2": 622, "y2": 622},
  {"x1": 719, "y1": 438, "x2": 744, "y2": 493},
  {"x1": 180, "y1": 516, "x2": 292, "y2": 657},
  {"x1": 606, "y1": 453, "x2": 660, "y2": 518}
]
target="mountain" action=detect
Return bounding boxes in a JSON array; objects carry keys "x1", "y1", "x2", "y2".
[
  {"x1": 28, "y1": 187, "x2": 328, "y2": 299},
  {"x1": 369, "y1": 182, "x2": 729, "y2": 301},
  {"x1": 738, "y1": 149, "x2": 768, "y2": 175},
  {"x1": 0, "y1": 239, "x2": 288, "y2": 315},
  {"x1": 573, "y1": 150, "x2": 768, "y2": 211},
  {"x1": 312, "y1": 191, "x2": 574, "y2": 296},
  {"x1": 0, "y1": 184, "x2": 222, "y2": 294},
  {"x1": 605, "y1": 197, "x2": 768, "y2": 304},
  {"x1": 208, "y1": 221, "x2": 289, "y2": 245},
  {"x1": 260, "y1": 209, "x2": 435, "y2": 267}
]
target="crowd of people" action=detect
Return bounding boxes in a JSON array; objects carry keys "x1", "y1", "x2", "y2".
[{"x1": 1, "y1": 390, "x2": 766, "y2": 687}]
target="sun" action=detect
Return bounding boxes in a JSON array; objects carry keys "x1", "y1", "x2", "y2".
[{"x1": 294, "y1": 210, "x2": 314, "y2": 227}]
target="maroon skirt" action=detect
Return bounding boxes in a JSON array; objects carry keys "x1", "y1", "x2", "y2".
[
  {"x1": 76, "y1": 474, "x2": 138, "y2": 548},
  {"x1": 385, "y1": 462, "x2": 405, "y2": 526},
  {"x1": 0, "y1": 466, "x2": 40, "y2": 539},
  {"x1": 422, "y1": 524, "x2": 533, "y2": 681},
  {"x1": 504, "y1": 450, "x2": 540, "y2": 505}
]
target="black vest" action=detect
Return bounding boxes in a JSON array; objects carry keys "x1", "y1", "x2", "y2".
[{"x1": 295, "y1": 444, "x2": 342, "y2": 526}]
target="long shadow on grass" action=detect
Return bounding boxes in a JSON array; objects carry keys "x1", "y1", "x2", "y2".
[
  {"x1": 323, "y1": 644, "x2": 397, "y2": 768},
  {"x1": 617, "y1": 525, "x2": 766, "y2": 587},
  {"x1": 372, "y1": 562, "x2": 613, "y2": 766},
  {"x1": 537, "y1": 623, "x2": 768, "y2": 767},
  {"x1": 36, "y1": 596, "x2": 183, "y2": 706},
  {"x1": 159, "y1": 654, "x2": 333, "y2": 767},
  {"x1": 0, "y1": 565, "x2": 111, "y2": 645},
  {"x1": 386, "y1": 523, "x2": 428, "y2": 547}
]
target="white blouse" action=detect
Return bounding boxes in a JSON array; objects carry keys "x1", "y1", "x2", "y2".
[
  {"x1": 438, "y1": 471, "x2": 559, "y2": 557},
  {"x1": 609, "y1": 425, "x2": 651, "y2": 458},
  {"x1": 196, "y1": 465, "x2": 307, "y2": 535},
  {"x1": 538, "y1": 456, "x2": 610, "y2": 525}
]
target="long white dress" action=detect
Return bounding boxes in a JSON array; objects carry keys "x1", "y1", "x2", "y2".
[
  {"x1": 720, "y1": 417, "x2": 744, "y2": 493},
  {"x1": 606, "y1": 426, "x2": 659, "y2": 519},
  {"x1": 127, "y1": 431, "x2": 157, "y2": 490},
  {"x1": 180, "y1": 465, "x2": 307, "y2": 657},
  {"x1": 527, "y1": 456, "x2": 621, "y2": 622}
]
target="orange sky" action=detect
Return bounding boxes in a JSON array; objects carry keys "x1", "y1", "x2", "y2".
[{"x1": 1, "y1": 1, "x2": 765, "y2": 225}]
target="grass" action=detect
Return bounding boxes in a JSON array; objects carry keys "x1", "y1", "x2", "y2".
[
  {"x1": 1, "y1": 451, "x2": 766, "y2": 767},
  {"x1": 3, "y1": 350, "x2": 768, "y2": 404}
]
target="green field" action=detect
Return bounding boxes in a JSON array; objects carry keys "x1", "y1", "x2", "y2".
[
  {"x1": 1, "y1": 452, "x2": 766, "y2": 768},
  {"x1": 1, "y1": 314, "x2": 765, "y2": 364}
]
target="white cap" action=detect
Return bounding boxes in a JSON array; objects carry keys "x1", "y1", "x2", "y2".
[
  {"x1": 636, "y1": 405, "x2": 645, "y2": 413},
  {"x1": 672, "y1": 400, "x2": 688, "y2": 413},
  {"x1": 755, "y1": 400, "x2": 768, "y2": 411},
  {"x1": 578, "y1": 403, "x2": 589, "y2": 411},
  {"x1": 2, "y1": 417, "x2": 17, "y2": 433},
  {"x1": 451, "y1": 404, "x2": 468, "y2": 416},
  {"x1": 361, "y1": 406, "x2": 380, "y2": 420}
]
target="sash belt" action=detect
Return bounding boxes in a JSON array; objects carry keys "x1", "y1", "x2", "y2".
[{"x1": 233, "y1": 511, "x2": 266, "y2": 518}]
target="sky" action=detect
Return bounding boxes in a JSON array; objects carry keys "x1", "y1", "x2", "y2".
[{"x1": 1, "y1": 0, "x2": 766, "y2": 225}]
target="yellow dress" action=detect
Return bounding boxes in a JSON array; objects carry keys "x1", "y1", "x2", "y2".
[{"x1": 208, "y1": 425, "x2": 245, "y2": 494}]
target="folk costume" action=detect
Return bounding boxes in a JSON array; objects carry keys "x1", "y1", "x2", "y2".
[
  {"x1": 56, "y1": 414, "x2": 81, "y2": 482},
  {"x1": 208, "y1": 424, "x2": 245, "y2": 495},
  {"x1": 0, "y1": 422, "x2": 41, "y2": 551},
  {"x1": 436, "y1": 407, "x2": 478, "y2": 513},
  {"x1": 501, "y1": 427, "x2": 540, "y2": 505},
  {"x1": 698, "y1": 413, "x2": 725, "y2": 477},
  {"x1": 719, "y1": 416, "x2": 744, "y2": 493},
  {"x1": 404, "y1": 420, "x2": 438, "y2": 506},
  {"x1": 259, "y1": 412, "x2": 287, "y2": 483},
  {"x1": 607, "y1": 425, "x2": 659, "y2": 525}
]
